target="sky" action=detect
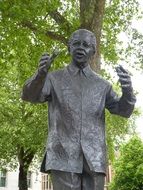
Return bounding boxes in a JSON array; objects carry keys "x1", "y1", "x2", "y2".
[
  {"x1": 112, "y1": 0, "x2": 143, "y2": 138},
  {"x1": 130, "y1": 0, "x2": 143, "y2": 138},
  {"x1": 132, "y1": 71, "x2": 143, "y2": 138}
]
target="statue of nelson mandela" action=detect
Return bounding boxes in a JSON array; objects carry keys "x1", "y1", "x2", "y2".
[{"x1": 22, "y1": 29, "x2": 136, "y2": 190}]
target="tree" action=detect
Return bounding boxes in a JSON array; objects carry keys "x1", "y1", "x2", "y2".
[
  {"x1": 109, "y1": 136, "x2": 143, "y2": 190},
  {"x1": 0, "y1": 74, "x2": 48, "y2": 190},
  {"x1": 0, "y1": 0, "x2": 142, "y2": 190}
]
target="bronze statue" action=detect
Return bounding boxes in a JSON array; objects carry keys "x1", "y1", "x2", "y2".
[{"x1": 22, "y1": 29, "x2": 136, "y2": 190}]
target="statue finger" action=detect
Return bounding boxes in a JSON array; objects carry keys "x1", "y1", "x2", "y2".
[
  {"x1": 40, "y1": 55, "x2": 50, "y2": 62},
  {"x1": 117, "y1": 72, "x2": 130, "y2": 79},
  {"x1": 39, "y1": 60, "x2": 48, "y2": 66},
  {"x1": 119, "y1": 78, "x2": 131, "y2": 84},
  {"x1": 41, "y1": 52, "x2": 50, "y2": 57},
  {"x1": 118, "y1": 65, "x2": 129, "y2": 74},
  {"x1": 38, "y1": 65, "x2": 48, "y2": 74},
  {"x1": 121, "y1": 84, "x2": 132, "y2": 89}
]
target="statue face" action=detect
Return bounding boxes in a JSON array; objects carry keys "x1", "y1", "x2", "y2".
[{"x1": 69, "y1": 31, "x2": 95, "y2": 65}]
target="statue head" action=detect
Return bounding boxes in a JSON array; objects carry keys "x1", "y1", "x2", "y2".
[{"x1": 68, "y1": 29, "x2": 96, "y2": 67}]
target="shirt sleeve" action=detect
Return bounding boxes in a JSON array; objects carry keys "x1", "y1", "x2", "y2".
[
  {"x1": 105, "y1": 84, "x2": 136, "y2": 118},
  {"x1": 21, "y1": 71, "x2": 52, "y2": 103}
]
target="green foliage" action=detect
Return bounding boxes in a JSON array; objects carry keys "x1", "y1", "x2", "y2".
[
  {"x1": 0, "y1": 65, "x2": 48, "y2": 167},
  {"x1": 106, "y1": 109, "x2": 138, "y2": 162},
  {"x1": 102, "y1": 0, "x2": 142, "y2": 67},
  {"x1": 123, "y1": 28, "x2": 143, "y2": 69},
  {"x1": 109, "y1": 136, "x2": 143, "y2": 190}
]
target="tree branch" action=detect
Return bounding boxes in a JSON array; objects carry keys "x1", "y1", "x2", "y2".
[
  {"x1": 18, "y1": 147, "x2": 24, "y2": 166},
  {"x1": 48, "y1": 9, "x2": 71, "y2": 33},
  {"x1": 20, "y1": 20, "x2": 68, "y2": 45},
  {"x1": 21, "y1": 21, "x2": 37, "y2": 32},
  {"x1": 45, "y1": 31, "x2": 68, "y2": 45},
  {"x1": 23, "y1": 149, "x2": 35, "y2": 166},
  {"x1": 17, "y1": 147, "x2": 35, "y2": 168}
]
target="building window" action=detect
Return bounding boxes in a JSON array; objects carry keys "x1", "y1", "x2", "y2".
[
  {"x1": 0, "y1": 169, "x2": 7, "y2": 187},
  {"x1": 27, "y1": 171, "x2": 32, "y2": 188},
  {"x1": 41, "y1": 174, "x2": 53, "y2": 190}
]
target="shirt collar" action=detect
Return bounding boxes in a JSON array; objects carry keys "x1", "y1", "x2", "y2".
[{"x1": 67, "y1": 62, "x2": 95, "y2": 78}]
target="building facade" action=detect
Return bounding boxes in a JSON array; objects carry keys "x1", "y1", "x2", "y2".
[{"x1": 0, "y1": 169, "x2": 42, "y2": 190}]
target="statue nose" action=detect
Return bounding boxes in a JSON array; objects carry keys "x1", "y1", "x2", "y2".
[
  {"x1": 79, "y1": 43, "x2": 84, "y2": 48},
  {"x1": 76, "y1": 43, "x2": 85, "y2": 51}
]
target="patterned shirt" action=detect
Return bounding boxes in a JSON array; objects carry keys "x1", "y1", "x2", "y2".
[{"x1": 22, "y1": 63, "x2": 136, "y2": 174}]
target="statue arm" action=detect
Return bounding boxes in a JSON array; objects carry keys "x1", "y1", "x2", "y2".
[
  {"x1": 105, "y1": 85, "x2": 136, "y2": 118},
  {"x1": 105, "y1": 65, "x2": 136, "y2": 118},
  {"x1": 21, "y1": 71, "x2": 52, "y2": 103},
  {"x1": 21, "y1": 53, "x2": 52, "y2": 103}
]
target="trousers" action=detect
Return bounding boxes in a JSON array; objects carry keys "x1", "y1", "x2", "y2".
[{"x1": 51, "y1": 156, "x2": 105, "y2": 190}]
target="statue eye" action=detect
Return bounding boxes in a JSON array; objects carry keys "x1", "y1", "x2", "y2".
[
  {"x1": 72, "y1": 41, "x2": 80, "y2": 46},
  {"x1": 83, "y1": 42, "x2": 90, "y2": 48}
]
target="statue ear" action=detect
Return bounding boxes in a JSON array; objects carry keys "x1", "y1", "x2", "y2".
[
  {"x1": 92, "y1": 47, "x2": 96, "y2": 55},
  {"x1": 67, "y1": 41, "x2": 71, "y2": 54},
  {"x1": 68, "y1": 46, "x2": 70, "y2": 53}
]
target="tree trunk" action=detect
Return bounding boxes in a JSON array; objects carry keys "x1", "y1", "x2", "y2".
[
  {"x1": 18, "y1": 147, "x2": 35, "y2": 190},
  {"x1": 80, "y1": 0, "x2": 106, "y2": 73},
  {"x1": 18, "y1": 164, "x2": 28, "y2": 190}
]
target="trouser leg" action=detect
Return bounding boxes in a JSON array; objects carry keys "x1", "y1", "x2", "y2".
[
  {"x1": 82, "y1": 172, "x2": 105, "y2": 190},
  {"x1": 82, "y1": 156, "x2": 105, "y2": 190},
  {"x1": 51, "y1": 156, "x2": 105, "y2": 190},
  {"x1": 51, "y1": 170, "x2": 81, "y2": 190}
]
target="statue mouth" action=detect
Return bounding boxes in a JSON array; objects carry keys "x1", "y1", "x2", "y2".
[{"x1": 75, "y1": 50, "x2": 86, "y2": 58}]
